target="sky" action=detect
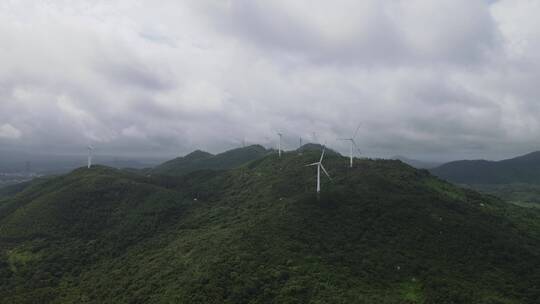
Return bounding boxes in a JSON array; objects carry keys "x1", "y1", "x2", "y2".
[{"x1": 1, "y1": 0, "x2": 540, "y2": 161}]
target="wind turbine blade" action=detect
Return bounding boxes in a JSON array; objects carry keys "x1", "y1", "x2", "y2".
[
  {"x1": 349, "y1": 139, "x2": 361, "y2": 154},
  {"x1": 319, "y1": 147, "x2": 326, "y2": 162},
  {"x1": 305, "y1": 162, "x2": 319, "y2": 166},
  {"x1": 320, "y1": 164, "x2": 332, "y2": 180},
  {"x1": 350, "y1": 140, "x2": 360, "y2": 154},
  {"x1": 352, "y1": 123, "x2": 362, "y2": 139}
]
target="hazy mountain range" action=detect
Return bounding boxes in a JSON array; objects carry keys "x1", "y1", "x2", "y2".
[{"x1": 430, "y1": 151, "x2": 540, "y2": 184}]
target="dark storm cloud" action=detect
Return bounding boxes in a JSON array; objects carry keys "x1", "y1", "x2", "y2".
[{"x1": 0, "y1": 0, "x2": 539, "y2": 161}]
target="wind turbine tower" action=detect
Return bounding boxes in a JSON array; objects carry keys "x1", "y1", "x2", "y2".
[
  {"x1": 305, "y1": 147, "x2": 332, "y2": 193},
  {"x1": 339, "y1": 124, "x2": 361, "y2": 168},
  {"x1": 277, "y1": 133, "x2": 283, "y2": 157},
  {"x1": 87, "y1": 145, "x2": 94, "y2": 169}
]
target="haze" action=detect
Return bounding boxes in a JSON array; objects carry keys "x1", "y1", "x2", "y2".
[{"x1": 1, "y1": 0, "x2": 539, "y2": 162}]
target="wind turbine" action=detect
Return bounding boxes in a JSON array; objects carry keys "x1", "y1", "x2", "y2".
[
  {"x1": 339, "y1": 124, "x2": 361, "y2": 168},
  {"x1": 87, "y1": 145, "x2": 94, "y2": 169},
  {"x1": 277, "y1": 132, "x2": 283, "y2": 157},
  {"x1": 305, "y1": 146, "x2": 332, "y2": 193}
]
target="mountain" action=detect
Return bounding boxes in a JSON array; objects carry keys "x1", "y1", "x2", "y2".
[
  {"x1": 151, "y1": 145, "x2": 269, "y2": 176},
  {"x1": 431, "y1": 151, "x2": 540, "y2": 184},
  {"x1": 1, "y1": 152, "x2": 540, "y2": 303},
  {"x1": 393, "y1": 156, "x2": 442, "y2": 169},
  {"x1": 431, "y1": 151, "x2": 540, "y2": 207},
  {"x1": 296, "y1": 143, "x2": 339, "y2": 155}
]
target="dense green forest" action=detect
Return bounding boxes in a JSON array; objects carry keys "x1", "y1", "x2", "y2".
[
  {"x1": 1, "y1": 148, "x2": 540, "y2": 303},
  {"x1": 465, "y1": 183, "x2": 540, "y2": 208}
]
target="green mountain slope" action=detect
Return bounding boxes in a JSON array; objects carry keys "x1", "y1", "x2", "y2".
[
  {"x1": 469, "y1": 183, "x2": 540, "y2": 208},
  {"x1": 0, "y1": 181, "x2": 34, "y2": 200},
  {"x1": 296, "y1": 143, "x2": 339, "y2": 155},
  {"x1": 431, "y1": 151, "x2": 540, "y2": 184},
  {"x1": 151, "y1": 145, "x2": 269, "y2": 176},
  {"x1": 1, "y1": 152, "x2": 540, "y2": 303}
]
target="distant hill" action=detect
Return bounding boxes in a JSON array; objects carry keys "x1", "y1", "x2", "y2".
[
  {"x1": 1, "y1": 151, "x2": 539, "y2": 303},
  {"x1": 393, "y1": 156, "x2": 442, "y2": 169},
  {"x1": 151, "y1": 145, "x2": 270, "y2": 176},
  {"x1": 431, "y1": 151, "x2": 540, "y2": 184}
]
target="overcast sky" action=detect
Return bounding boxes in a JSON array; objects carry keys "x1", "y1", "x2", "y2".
[{"x1": 1, "y1": 0, "x2": 539, "y2": 161}]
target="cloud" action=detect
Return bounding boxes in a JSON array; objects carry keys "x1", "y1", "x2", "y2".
[
  {"x1": 0, "y1": 124, "x2": 22, "y2": 139},
  {"x1": 0, "y1": 0, "x2": 539, "y2": 161},
  {"x1": 121, "y1": 125, "x2": 147, "y2": 139},
  {"x1": 203, "y1": 0, "x2": 499, "y2": 66}
]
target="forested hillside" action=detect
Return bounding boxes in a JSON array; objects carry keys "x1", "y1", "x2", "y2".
[{"x1": 1, "y1": 151, "x2": 539, "y2": 303}]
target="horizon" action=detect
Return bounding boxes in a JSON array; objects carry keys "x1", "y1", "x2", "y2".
[{"x1": 3, "y1": 141, "x2": 540, "y2": 166}]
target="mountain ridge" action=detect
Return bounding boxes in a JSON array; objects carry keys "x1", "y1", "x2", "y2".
[
  {"x1": 392, "y1": 156, "x2": 442, "y2": 169},
  {"x1": 151, "y1": 145, "x2": 269, "y2": 176},
  {"x1": 1, "y1": 151, "x2": 539, "y2": 303},
  {"x1": 431, "y1": 150, "x2": 540, "y2": 184}
]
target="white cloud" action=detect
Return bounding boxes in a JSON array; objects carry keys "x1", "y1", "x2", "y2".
[
  {"x1": 121, "y1": 125, "x2": 146, "y2": 139},
  {"x1": 0, "y1": 124, "x2": 22, "y2": 139},
  {"x1": 0, "y1": 0, "x2": 539, "y2": 160}
]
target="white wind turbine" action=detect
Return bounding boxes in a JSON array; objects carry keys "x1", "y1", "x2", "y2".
[
  {"x1": 277, "y1": 132, "x2": 283, "y2": 157},
  {"x1": 339, "y1": 124, "x2": 361, "y2": 168},
  {"x1": 87, "y1": 145, "x2": 94, "y2": 168},
  {"x1": 305, "y1": 146, "x2": 332, "y2": 193}
]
